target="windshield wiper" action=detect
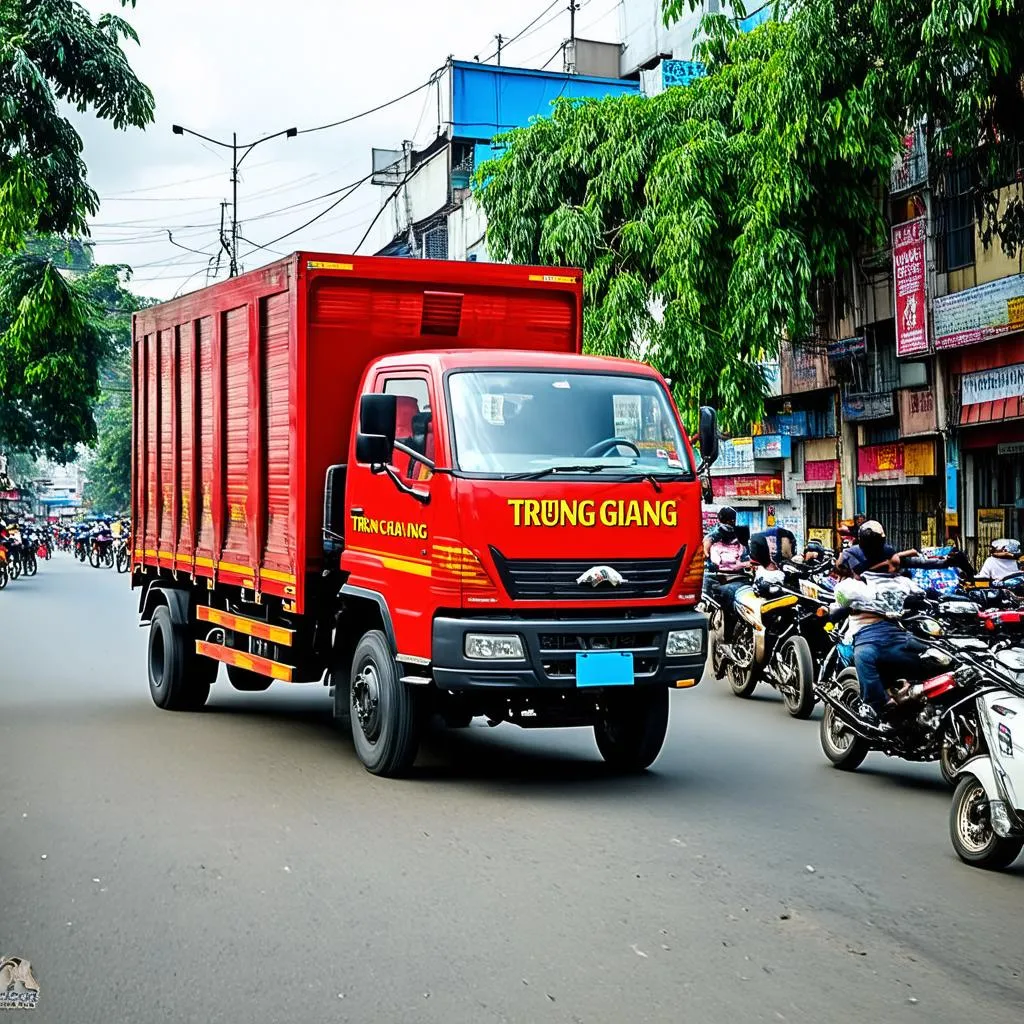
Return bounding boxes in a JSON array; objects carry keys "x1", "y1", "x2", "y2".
[{"x1": 505, "y1": 464, "x2": 609, "y2": 481}]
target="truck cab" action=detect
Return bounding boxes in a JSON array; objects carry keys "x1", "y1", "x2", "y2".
[{"x1": 328, "y1": 349, "x2": 713, "y2": 774}]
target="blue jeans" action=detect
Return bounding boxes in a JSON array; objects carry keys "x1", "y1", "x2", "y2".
[{"x1": 853, "y1": 622, "x2": 929, "y2": 710}]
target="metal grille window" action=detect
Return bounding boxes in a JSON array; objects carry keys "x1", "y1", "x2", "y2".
[
  {"x1": 866, "y1": 484, "x2": 940, "y2": 552},
  {"x1": 939, "y1": 165, "x2": 975, "y2": 272},
  {"x1": 804, "y1": 491, "x2": 836, "y2": 531},
  {"x1": 421, "y1": 223, "x2": 448, "y2": 261}
]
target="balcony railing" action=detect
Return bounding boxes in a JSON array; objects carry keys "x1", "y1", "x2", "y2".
[{"x1": 891, "y1": 124, "x2": 928, "y2": 195}]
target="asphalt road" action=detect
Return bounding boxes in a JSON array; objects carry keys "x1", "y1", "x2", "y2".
[{"x1": 1, "y1": 555, "x2": 1022, "y2": 1024}]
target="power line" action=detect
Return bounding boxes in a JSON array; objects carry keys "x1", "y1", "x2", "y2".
[
  {"x1": 297, "y1": 69, "x2": 445, "y2": 135},
  {"x1": 354, "y1": 159, "x2": 430, "y2": 255},
  {"x1": 478, "y1": 0, "x2": 563, "y2": 63},
  {"x1": 239, "y1": 174, "x2": 373, "y2": 257}
]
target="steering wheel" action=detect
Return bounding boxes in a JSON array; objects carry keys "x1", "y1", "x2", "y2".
[{"x1": 583, "y1": 437, "x2": 641, "y2": 458}]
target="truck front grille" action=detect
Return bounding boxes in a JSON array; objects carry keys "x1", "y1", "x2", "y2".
[{"x1": 490, "y1": 548, "x2": 683, "y2": 601}]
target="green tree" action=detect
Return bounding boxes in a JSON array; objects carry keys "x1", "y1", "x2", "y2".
[
  {"x1": 477, "y1": 0, "x2": 1024, "y2": 430},
  {"x1": 0, "y1": 0, "x2": 154, "y2": 459}
]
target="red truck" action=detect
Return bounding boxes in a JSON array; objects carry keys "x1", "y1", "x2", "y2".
[{"x1": 132, "y1": 253, "x2": 718, "y2": 776}]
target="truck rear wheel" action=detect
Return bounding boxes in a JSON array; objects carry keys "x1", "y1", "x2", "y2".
[
  {"x1": 148, "y1": 605, "x2": 214, "y2": 711},
  {"x1": 594, "y1": 688, "x2": 669, "y2": 772},
  {"x1": 350, "y1": 630, "x2": 422, "y2": 777}
]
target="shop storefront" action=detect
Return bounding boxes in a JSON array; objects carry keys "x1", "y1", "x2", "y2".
[{"x1": 857, "y1": 440, "x2": 942, "y2": 551}]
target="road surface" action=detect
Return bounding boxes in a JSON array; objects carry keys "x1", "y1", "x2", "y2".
[{"x1": 1, "y1": 555, "x2": 1021, "y2": 1023}]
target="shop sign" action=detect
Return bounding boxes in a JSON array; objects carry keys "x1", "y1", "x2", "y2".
[
  {"x1": 752, "y1": 434, "x2": 791, "y2": 459},
  {"x1": 806, "y1": 527, "x2": 833, "y2": 548},
  {"x1": 998, "y1": 442, "x2": 1024, "y2": 456},
  {"x1": 842, "y1": 391, "x2": 895, "y2": 421},
  {"x1": 934, "y1": 273, "x2": 1024, "y2": 350},
  {"x1": 799, "y1": 459, "x2": 838, "y2": 490},
  {"x1": 961, "y1": 361, "x2": 1024, "y2": 405},
  {"x1": 945, "y1": 510, "x2": 959, "y2": 529},
  {"x1": 0, "y1": 489, "x2": 20, "y2": 501},
  {"x1": 826, "y1": 335, "x2": 867, "y2": 361},
  {"x1": 711, "y1": 436, "x2": 755, "y2": 475},
  {"x1": 713, "y1": 474, "x2": 784, "y2": 499},
  {"x1": 899, "y1": 386, "x2": 938, "y2": 436},
  {"x1": 892, "y1": 217, "x2": 929, "y2": 357},
  {"x1": 858, "y1": 441, "x2": 936, "y2": 481},
  {"x1": 977, "y1": 508, "x2": 1007, "y2": 550}
]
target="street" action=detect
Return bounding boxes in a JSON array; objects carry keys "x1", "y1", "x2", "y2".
[{"x1": 1, "y1": 557, "x2": 1021, "y2": 1024}]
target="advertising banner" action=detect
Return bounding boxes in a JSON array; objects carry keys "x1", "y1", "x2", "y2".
[
  {"x1": 712, "y1": 474, "x2": 784, "y2": 499},
  {"x1": 752, "y1": 434, "x2": 791, "y2": 459},
  {"x1": 892, "y1": 217, "x2": 929, "y2": 357},
  {"x1": 711, "y1": 437, "x2": 755, "y2": 475},
  {"x1": 933, "y1": 274, "x2": 1024, "y2": 350},
  {"x1": 960, "y1": 361, "x2": 1024, "y2": 405},
  {"x1": 842, "y1": 392, "x2": 896, "y2": 421}
]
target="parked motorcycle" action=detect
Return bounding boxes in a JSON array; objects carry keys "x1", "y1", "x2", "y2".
[
  {"x1": 703, "y1": 566, "x2": 818, "y2": 718},
  {"x1": 949, "y1": 639, "x2": 1024, "y2": 870}
]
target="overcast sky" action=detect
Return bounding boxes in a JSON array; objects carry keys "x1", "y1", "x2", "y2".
[{"x1": 77, "y1": 0, "x2": 622, "y2": 299}]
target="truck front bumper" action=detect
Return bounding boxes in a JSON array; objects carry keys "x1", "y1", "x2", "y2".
[{"x1": 431, "y1": 609, "x2": 707, "y2": 692}]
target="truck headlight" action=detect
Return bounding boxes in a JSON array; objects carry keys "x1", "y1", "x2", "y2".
[
  {"x1": 464, "y1": 633, "x2": 525, "y2": 660},
  {"x1": 666, "y1": 629, "x2": 703, "y2": 656}
]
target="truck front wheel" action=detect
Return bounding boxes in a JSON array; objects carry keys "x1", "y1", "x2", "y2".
[
  {"x1": 350, "y1": 630, "x2": 422, "y2": 777},
  {"x1": 148, "y1": 605, "x2": 214, "y2": 711},
  {"x1": 594, "y1": 688, "x2": 669, "y2": 772}
]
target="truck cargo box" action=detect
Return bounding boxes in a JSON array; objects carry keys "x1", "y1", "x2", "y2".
[{"x1": 131, "y1": 253, "x2": 582, "y2": 613}]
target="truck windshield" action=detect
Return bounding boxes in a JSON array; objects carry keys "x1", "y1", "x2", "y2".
[{"x1": 448, "y1": 370, "x2": 693, "y2": 478}]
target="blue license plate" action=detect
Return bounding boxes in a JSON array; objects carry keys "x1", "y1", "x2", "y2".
[{"x1": 575, "y1": 651, "x2": 635, "y2": 687}]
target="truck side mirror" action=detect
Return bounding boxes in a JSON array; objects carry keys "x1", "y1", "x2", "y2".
[
  {"x1": 355, "y1": 433, "x2": 392, "y2": 466},
  {"x1": 698, "y1": 406, "x2": 719, "y2": 468},
  {"x1": 359, "y1": 393, "x2": 397, "y2": 451}
]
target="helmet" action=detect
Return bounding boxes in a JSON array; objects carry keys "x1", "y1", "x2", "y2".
[
  {"x1": 992, "y1": 538, "x2": 1021, "y2": 557},
  {"x1": 717, "y1": 506, "x2": 737, "y2": 526},
  {"x1": 716, "y1": 522, "x2": 737, "y2": 543},
  {"x1": 805, "y1": 539, "x2": 825, "y2": 555},
  {"x1": 858, "y1": 520, "x2": 885, "y2": 545}
]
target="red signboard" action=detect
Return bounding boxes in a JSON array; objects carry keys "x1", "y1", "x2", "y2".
[
  {"x1": 713, "y1": 474, "x2": 784, "y2": 499},
  {"x1": 804, "y1": 459, "x2": 838, "y2": 484},
  {"x1": 892, "y1": 217, "x2": 929, "y2": 357},
  {"x1": 0, "y1": 489, "x2": 21, "y2": 501},
  {"x1": 858, "y1": 443, "x2": 904, "y2": 481}
]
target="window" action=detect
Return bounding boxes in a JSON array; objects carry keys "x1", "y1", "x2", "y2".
[
  {"x1": 940, "y1": 165, "x2": 975, "y2": 272},
  {"x1": 382, "y1": 377, "x2": 433, "y2": 482},
  {"x1": 447, "y1": 370, "x2": 692, "y2": 477}
]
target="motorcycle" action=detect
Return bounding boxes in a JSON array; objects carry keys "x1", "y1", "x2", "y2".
[
  {"x1": 88, "y1": 528, "x2": 114, "y2": 569},
  {"x1": 948, "y1": 630, "x2": 1024, "y2": 870},
  {"x1": 817, "y1": 605, "x2": 989, "y2": 785},
  {"x1": 702, "y1": 566, "x2": 818, "y2": 718}
]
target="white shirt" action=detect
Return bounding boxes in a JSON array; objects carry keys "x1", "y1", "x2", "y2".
[{"x1": 979, "y1": 556, "x2": 1018, "y2": 582}]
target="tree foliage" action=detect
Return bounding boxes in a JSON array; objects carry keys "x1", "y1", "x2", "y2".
[
  {"x1": 478, "y1": 0, "x2": 1024, "y2": 430},
  {"x1": 0, "y1": 0, "x2": 153, "y2": 458}
]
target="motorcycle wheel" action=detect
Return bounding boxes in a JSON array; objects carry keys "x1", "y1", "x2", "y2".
[
  {"x1": 0, "y1": 565, "x2": 7, "y2": 589},
  {"x1": 949, "y1": 774, "x2": 1024, "y2": 870},
  {"x1": 708, "y1": 609, "x2": 726, "y2": 680},
  {"x1": 103, "y1": 546, "x2": 114, "y2": 568},
  {"x1": 779, "y1": 634, "x2": 815, "y2": 719},
  {"x1": 116, "y1": 546, "x2": 130, "y2": 573},
  {"x1": 819, "y1": 669, "x2": 869, "y2": 771},
  {"x1": 727, "y1": 625, "x2": 758, "y2": 697},
  {"x1": 10, "y1": 556, "x2": 20, "y2": 580},
  {"x1": 939, "y1": 723, "x2": 984, "y2": 787},
  {"x1": 24, "y1": 553, "x2": 36, "y2": 577}
]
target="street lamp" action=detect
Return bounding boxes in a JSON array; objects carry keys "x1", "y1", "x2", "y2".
[{"x1": 171, "y1": 123, "x2": 298, "y2": 276}]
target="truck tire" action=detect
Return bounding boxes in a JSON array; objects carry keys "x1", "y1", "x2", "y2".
[
  {"x1": 148, "y1": 605, "x2": 213, "y2": 711},
  {"x1": 350, "y1": 630, "x2": 422, "y2": 777},
  {"x1": 226, "y1": 665, "x2": 273, "y2": 692},
  {"x1": 594, "y1": 688, "x2": 669, "y2": 772}
]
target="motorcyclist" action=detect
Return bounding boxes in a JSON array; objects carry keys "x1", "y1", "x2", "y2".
[
  {"x1": 836, "y1": 520, "x2": 917, "y2": 578},
  {"x1": 978, "y1": 538, "x2": 1021, "y2": 582},
  {"x1": 707, "y1": 516, "x2": 751, "y2": 640},
  {"x1": 703, "y1": 506, "x2": 739, "y2": 557},
  {"x1": 834, "y1": 572, "x2": 928, "y2": 724}
]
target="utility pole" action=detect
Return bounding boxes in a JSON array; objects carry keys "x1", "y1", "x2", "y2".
[
  {"x1": 566, "y1": 1, "x2": 580, "y2": 74},
  {"x1": 172, "y1": 123, "x2": 298, "y2": 276},
  {"x1": 495, "y1": 33, "x2": 503, "y2": 66}
]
